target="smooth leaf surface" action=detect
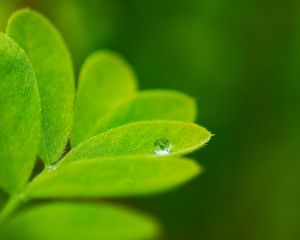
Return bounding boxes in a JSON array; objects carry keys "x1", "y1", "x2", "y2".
[
  {"x1": 7, "y1": 9, "x2": 74, "y2": 165},
  {"x1": 27, "y1": 157, "x2": 200, "y2": 198},
  {"x1": 0, "y1": 202, "x2": 159, "y2": 240},
  {"x1": 0, "y1": 33, "x2": 40, "y2": 193},
  {"x1": 72, "y1": 50, "x2": 137, "y2": 146},
  {"x1": 63, "y1": 121, "x2": 211, "y2": 163},
  {"x1": 92, "y1": 90, "x2": 197, "y2": 135},
  {"x1": 0, "y1": 190, "x2": 8, "y2": 212}
]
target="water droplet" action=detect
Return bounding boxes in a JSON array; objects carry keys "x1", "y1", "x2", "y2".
[
  {"x1": 46, "y1": 164, "x2": 58, "y2": 172},
  {"x1": 154, "y1": 138, "x2": 171, "y2": 156}
]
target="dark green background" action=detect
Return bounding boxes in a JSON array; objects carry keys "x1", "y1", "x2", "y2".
[{"x1": 1, "y1": 0, "x2": 299, "y2": 239}]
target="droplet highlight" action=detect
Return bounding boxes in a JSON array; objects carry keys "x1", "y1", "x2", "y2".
[
  {"x1": 154, "y1": 138, "x2": 171, "y2": 156},
  {"x1": 46, "y1": 164, "x2": 58, "y2": 172}
]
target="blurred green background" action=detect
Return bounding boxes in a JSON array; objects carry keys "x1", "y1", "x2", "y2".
[{"x1": 1, "y1": 0, "x2": 299, "y2": 239}]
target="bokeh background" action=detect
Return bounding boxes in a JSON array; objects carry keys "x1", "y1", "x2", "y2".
[{"x1": 1, "y1": 0, "x2": 299, "y2": 239}]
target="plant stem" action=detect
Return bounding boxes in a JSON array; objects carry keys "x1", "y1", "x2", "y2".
[
  {"x1": 0, "y1": 164, "x2": 58, "y2": 224},
  {"x1": 0, "y1": 195, "x2": 23, "y2": 224}
]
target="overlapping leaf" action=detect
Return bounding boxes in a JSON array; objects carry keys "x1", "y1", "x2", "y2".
[
  {"x1": 27, "y1": 157, "x2": 200, "y2": 198},
  {"x1": 0, "y1": 33, "x2": 40, "y2": 194},
  {"x1": 92, "y1": 90, "x2": 197, "y2": 135},
  {"x1": 7, "y1": 9, "x2": 74, "y2": 165},
  {"x1": 26, "y1": 120, "x2": 209, "y2": 198},
  {"x1": 63, "y1": 120, "x2": 211, "y2": 163},
  {"x1": 71, "y1": 51, "x2": 137, "y2": 146}
]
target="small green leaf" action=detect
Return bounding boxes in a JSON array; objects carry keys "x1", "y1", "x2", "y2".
[
  {"x1": 0, "y1": 33, "x2": 40, "y2": 194},
  {"x1": 0, "y1": 203, "x2": 159, "y2": 240},
  {"x1": 92, "y1": 90, "x2": 197, "y2": 136},
  {"x1": 27, "y1": 157, "x2": 200, "y2": 198},
  {"x1": 72, "y1": 50, "x2": 137, "y2": 147},
  {"x1": 6, "y1": 9, "x2": 75, "y2": 165},
  {"x1": 63, "y1": 121, "x2": 211, "y2": 163}
]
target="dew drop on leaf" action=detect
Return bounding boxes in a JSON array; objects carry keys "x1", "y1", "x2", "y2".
[
  {"x1": 154, "y1": 138, "x2": 171, "y2": 156},
  {"x1": 46, "y1": 164, "x2": 58, "y2": 172}
]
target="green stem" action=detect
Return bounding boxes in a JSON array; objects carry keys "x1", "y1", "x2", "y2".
[
  {"x1": 0, "y1": 165, "x2": 57, "y2": 224},
  {"x1": 0, "y1": 195, "x2": 23, "y2": 224}
]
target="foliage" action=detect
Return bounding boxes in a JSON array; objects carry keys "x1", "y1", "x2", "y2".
[{"x1": 0, "y1": 8, "x2": 211, "y2": 240}]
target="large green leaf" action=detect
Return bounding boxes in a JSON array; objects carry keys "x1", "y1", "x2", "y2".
[
  {"x1": 6, "y1": 9, "x2": 75, "y2": 165},
  {"x1": 63, "y1": 121, "x2": 211, "y2": 163},
  {"x1": 92, "y1": 90, "x2": 197, "y2": 135},
  {"x1": 0, "y1": 202, "x2": 159, "y2": 240},
  {"x1": 27, "y1": 157, "x2": 200, "y2": 198},
  {"x1": 71, "y1": 50, "x2": 137, "y2": 147},
  {"x1": 0, "y1": 33, "x2": 40, "y2": 194}
]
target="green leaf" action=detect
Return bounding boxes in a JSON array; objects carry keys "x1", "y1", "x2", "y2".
[
  {"x1": 27, "y1": 157, "x2": 200, "y2": 198},
  {"x1": 0, "y1": 202, "x2": 159, "y2": 240},
  {"x1": 0, "y1": 190, "x2": 8, "y2": 212},
  {"x1": 71, "y1": 50, "x2": 137, "y2": 147},
  {"x1": 0, "y1": 33, "x2": 40, "y2": 194},
  {"x1": 6, "y1": 9, "x2": 75, "y2": 165},
  {"x1": 63, "y1": 121, "x2": 211, "y2": 163},
  {"x1": 92, "y1": 90, "x2": 197, "y2": 136}
]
